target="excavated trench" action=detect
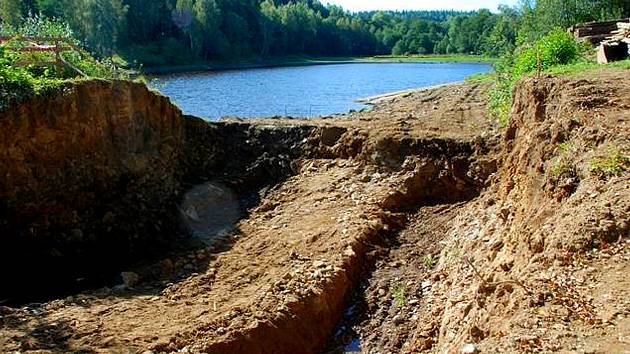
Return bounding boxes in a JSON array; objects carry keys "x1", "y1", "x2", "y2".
[
  {"x1": 0, "y1": 80, "x2": 497, "y2": 353},
  {"x1": 321, "y1": 138, "x2": 494, "y2": 353},
  {"x1": 1, "y1": 122, "x2": 493, "y2": 352},
  {"x1": 0, "y1": 114, "x2": 320, "y2": 306},
  {"x1": 4, "y1": 73, "x2": 629, "y2": 353},
  {"x1": 172, "y1": 127, "x2": 494, "y2": 353}
]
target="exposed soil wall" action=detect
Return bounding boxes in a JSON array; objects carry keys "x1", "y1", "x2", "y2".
[
  {"x1": 0, "y1": 81, "x2": 325, "y2": 303},
  {"x1": 183, "y1": 116, "x2": 321, "y2": 190},
  {"x1": 420, "y1": 74, "x2": 630, "y2": 353},
  {"x1": 0, "y1": 80, "x2": 186, "y2": 301},
  {"x1": 349, "y1": 72, "x2": 630, "y2": 354}
]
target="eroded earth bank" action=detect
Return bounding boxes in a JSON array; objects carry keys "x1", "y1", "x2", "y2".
[{"x1": 0, "y1": 69, "x2": 629, "y2": 353}]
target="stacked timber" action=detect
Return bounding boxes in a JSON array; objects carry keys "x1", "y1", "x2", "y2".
[
  {"x1": 597, "y1": 22, "x2": 630, "y2": 64},
  {"x1": 569, "y1": 19, "x2": 629, "y2": 45}
]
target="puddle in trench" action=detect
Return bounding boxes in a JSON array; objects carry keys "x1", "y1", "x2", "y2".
[
  {"x1": 344, "y1": 337, "x2": 362, "y2": 353},
  {"x1": 325, "y1": 288, "x2": 366, "y2": 354},
  {"x1": 179, "y1": 181, "x2": 242, "y2": 244},
  {"x1": 337, "y1": 302, "x2": 363, "y2": 354}
]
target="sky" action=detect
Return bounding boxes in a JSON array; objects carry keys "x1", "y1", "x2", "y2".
[{"x1": 323, "y1": 0, "x2": 520, "y2": 12}]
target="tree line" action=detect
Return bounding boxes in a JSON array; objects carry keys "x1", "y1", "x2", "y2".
[{"x1": 1, "y1": 0, "x2": 629, "y2": 67}]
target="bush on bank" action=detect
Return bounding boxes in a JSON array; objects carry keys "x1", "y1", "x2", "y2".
[
  {"x1": 0, "y1": 16, "x2": 118, "y2": 109},
  {"x1": 488, "y1": 28, "x2": 585, "y2": 126}
]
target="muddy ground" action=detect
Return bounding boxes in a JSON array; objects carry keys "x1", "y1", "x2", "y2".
[{"x1": 1, "y1": 69, "x2": 629, "y2": 354}]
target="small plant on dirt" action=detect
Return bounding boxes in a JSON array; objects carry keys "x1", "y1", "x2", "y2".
[
  {"x1": 419, "y1": 254, "x2": 436, "y2": 268},
  {"x1": 589, "y1": 148, "x2": 630, "y2": 176},
  {"x1": 548, "y1": 141, "x2": 576, "y2": 177},
  {"x1": 442, "y1": 248, "x2": 462, "y2": 266},
  {"x1": 557, "y1": 141, "x2": 573, "y2": 154},
  {"x1": 391, "y1": 282, "x2": 406, "y2": 308},
  {"x1": 549, "y1": 156, "x2": 573, "y2": 177},
  {"x1": 570, "y1": 116, "x2": 582, "y2": 126}
]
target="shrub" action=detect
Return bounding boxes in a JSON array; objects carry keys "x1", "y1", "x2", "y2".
[
  {"x1": 0, "y1": 15, "x2": 117, "y2": 109},
  {"x1": 488, "y1": 54, "x2": 517, "y2": 126},
  {"x1": 0, "y1": 46, "x2": 63, "y2": 109},
  {"x1": 513, "y1": 29, "x2": 579, "y2": 77},
  {"x1": 487, "y1": 29, "x2": 582, "y2": 127}
]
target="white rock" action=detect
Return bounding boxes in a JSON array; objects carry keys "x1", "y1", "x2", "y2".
[{"x1": 461, "y1": 343, "x2": 479, "y2": 354}]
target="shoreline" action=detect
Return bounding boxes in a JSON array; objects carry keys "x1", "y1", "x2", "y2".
[
  {"x1": 355, "y1": 81, "x2": 467, "y2": 105},
  {"x1": 142, "y1": 55, "x2": 495, "y2": 75}
]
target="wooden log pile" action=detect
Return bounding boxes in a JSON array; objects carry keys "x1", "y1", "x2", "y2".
[
  {"x1": 597, "y1": 22, "x2": 630, "y2": 64},
  {"x1": 569, "y1": 19, "x2": 629, "y2": 45}
]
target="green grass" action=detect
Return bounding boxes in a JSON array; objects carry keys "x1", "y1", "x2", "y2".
[
  {"x1": 550, "y1": 157, "x2": 572, "y2": 177},
  {"x1": 558, "y1": 141, "x2": 573, "y2": 154},
  {"x1": 392, "y1": 282, "x2": 407, "y2": 308},
  {"x1": 548, "y1": 141, "x2": 576, "y2": 177},
  {"x1": 369, "y1": 54, "x2": 496, "y2": 63},
  {"x1": 466, "y1": 72, "x2": 496, "y2": 83},
  {"x1": 419, "y1": 254, "x2": 437, "y2": 268},
  {"x1": 589, "y1": 148, "x2": 630, "y2": 176},
  {"x1": 0, "y1": 16, "x2": 118, "y2": 110},
  {"x1": 546, "y1": 59, "x2": 630, "y2": 75}
]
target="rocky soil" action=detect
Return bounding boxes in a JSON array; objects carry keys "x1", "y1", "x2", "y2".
[{"x1": 1, "y1": 68, "x2": 629, "y2": 353}]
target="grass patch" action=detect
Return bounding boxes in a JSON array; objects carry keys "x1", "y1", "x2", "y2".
[
  {"x1": 489, "y1": 81, "x2": 513, "y2": 128},
  {"x1": 546, "y1": 59, "x2": 630, "y2": 75},
  {"x1": 589, "y1": 148, "x2": 630, "y2": 176},
  {"x1": 466, "y1": 72, "x2": 496, "y2": 83},
  {"x1": 548, "y1": 141, "x2": 576, "y2": 177},
  {"x1": 392, "y1": 282, "x2": 406, "y2": 308},
  {"x1": 370, "y1": 54, "x2": 496, "y2": 63},
  {"x1": 558, "y1": 141, "x2": 573, "y2": 154},
  {"x1": 550, "y1": 157, "x2": 573, "y2": 177},
  {"x1": 419, "y1": 254, "x2": 437, "y2": 268}
]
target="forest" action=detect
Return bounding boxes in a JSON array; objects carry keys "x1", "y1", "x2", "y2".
[
  {"x1": 0, "y1": 0, "x2": 629, "y2": 67},
  {"x1": 0, "y1": 0, "x2": 485, "y2": 66}
]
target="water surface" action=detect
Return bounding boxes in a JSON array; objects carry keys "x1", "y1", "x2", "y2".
[{"x1": 152, "y1": 62, "x2": 492, "y2": 120}]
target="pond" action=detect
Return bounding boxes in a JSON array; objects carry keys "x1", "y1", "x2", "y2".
[{"x1": 151, "y1": 62, "x2": 492, "y2": 120}]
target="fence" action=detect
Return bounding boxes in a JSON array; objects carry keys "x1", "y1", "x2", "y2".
[{"x1": 0, "y1": 35, "x2": 86, "y2": 76}]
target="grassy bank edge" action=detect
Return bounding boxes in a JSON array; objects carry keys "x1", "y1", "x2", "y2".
[
  {"x1": 466, "y1": 58, "x2": 630, "y2": 127},
  {"x1": 141, "y1": 54, "x2": 495, "y2": 75}
]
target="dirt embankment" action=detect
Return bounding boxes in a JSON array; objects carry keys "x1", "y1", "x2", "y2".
[
  {"x1": 0, "y1": 80, "x2": 185, "y2": 302},
  {"x1": 0, "y1": 80, "x2": 326, "y2": 304},
  {"x1": 1, "y1": 70, "x2": 629, "y2": 354},
  {"x1": 343, "y1": 71, "x2": 630, "y2": 354}
]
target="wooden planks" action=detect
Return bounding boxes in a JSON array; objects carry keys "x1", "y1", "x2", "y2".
[
  {"x1": 569, "y1": 18, "x2": 630, "y2": 45},
  {"x1": 596, "y1": 21, "x2": 630, "y2": 64},
  {"x1": 1, "y1": 35, "x2": 87, "y2": 76}
]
